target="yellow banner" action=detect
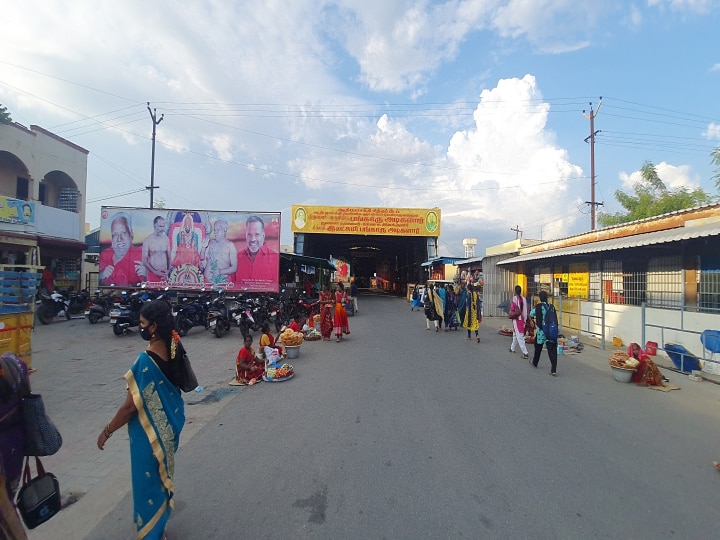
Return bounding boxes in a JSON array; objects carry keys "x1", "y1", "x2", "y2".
[
  {"x1": 568, "y1": 262, "x2": 589, "y2": 299},
  {"x1": 291, "y1": 205, "x2": 440, "y2": 236}
]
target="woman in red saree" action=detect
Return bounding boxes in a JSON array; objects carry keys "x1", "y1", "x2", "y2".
[
  {"x1": 333, "y1": 283, "x2": 350, "y2": 342},
  {"x1": 319, "y1": 283, "x2": 334, "y2": 341},
  {"x1": 234, "y1": 335, "x2": 264, "y2": 385}
]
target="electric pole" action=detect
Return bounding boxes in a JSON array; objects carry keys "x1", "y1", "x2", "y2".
[
  {"x1": 583, "y1": 97, "x2": 602, "y2": 230},
  {"x1": 510, "y1": 225, "x2": 522, "y2": 239},
  {"x1": 147, "y1": 103, "x2": 164, "y2": 209}
]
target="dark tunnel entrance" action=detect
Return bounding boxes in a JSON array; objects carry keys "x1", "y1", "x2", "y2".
[{"x1": 297, "y1": 233, "x2": 431, "y2": 293}]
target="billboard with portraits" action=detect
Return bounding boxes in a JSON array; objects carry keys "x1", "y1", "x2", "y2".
[{"x1": 99, "y1": 207, "x2": 281, "y2": 292}]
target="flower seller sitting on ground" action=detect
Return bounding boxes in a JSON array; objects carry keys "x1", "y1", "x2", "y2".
[
  {"x1": 259, "y1": 322, "x2": 284, "y2": 359},
  {"x1": 628, "y1": 342, "x2": 668, "y2": 386},
  {"x1": 231, "y1": 335, "x2": 264, "y2": 386}
]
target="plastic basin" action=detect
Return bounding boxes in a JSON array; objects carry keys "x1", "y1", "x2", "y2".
[{"x1": 611, "y1": 365, "x2": 634, "y2": 383}]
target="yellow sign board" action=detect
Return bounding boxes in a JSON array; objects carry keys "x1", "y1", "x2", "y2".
[
  {"x1": 568, "y1": 262, "x2": 589, "y2": 299},
  {"x1": 291, "y1": 205, "x2": 441, "y2": 236}
]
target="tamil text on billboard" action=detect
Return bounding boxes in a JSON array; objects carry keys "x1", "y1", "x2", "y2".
[
  {"x1": 290, "y1": 205, "x2": 440, "y2": 236},
  {"x1": 99, "y1": 207, "x2": 280, "y2": 292}
]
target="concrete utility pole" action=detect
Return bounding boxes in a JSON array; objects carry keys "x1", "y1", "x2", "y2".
[
  {"x1": 147, "y1": 103, "x2": 164, "y2": 209},
  {"x1": 510, "y1": 225, "x2": 522, "y2": 239},
  {"x1": 583, "y1": 97, "x2": 603, "y2": 230}
]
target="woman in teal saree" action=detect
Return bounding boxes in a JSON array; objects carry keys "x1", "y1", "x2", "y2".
[{"x1": 98, "y1": 300, "x2": 186, "y2": 539}]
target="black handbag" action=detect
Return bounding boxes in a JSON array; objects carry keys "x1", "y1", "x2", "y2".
[
  {"x1": 16, "y1": 456, "x2": 61, "y2": 529},
  {"x1": 22, "y1": 393, "x2": 63, "y2": 456},
  {"x1": 177, "y1": 342, "x2": 199, "y2": 393}
]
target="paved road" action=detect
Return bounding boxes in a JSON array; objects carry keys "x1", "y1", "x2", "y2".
[{"x1": 26, "y1": 295, "x2": 720, "y2": 539}]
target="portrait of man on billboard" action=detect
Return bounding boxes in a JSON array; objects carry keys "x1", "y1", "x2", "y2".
[
  {"x1": 200, "y1": 218, "x2": 238, "y2": 284},
  {"x1": 235, "y1": 215, "x2": 279, "y2": 290},
  {"x1": 142, "y1": 215, "x2": 171, "y2": 282},
  {"x1": 99, "y1": 211, "x2": 146, "y2": 287}
]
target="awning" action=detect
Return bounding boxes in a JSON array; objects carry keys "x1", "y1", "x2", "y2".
[
  {"x1": 280, "y1": 253, "x2": 336, "y2": 271},
  {"x1": 498, "y1": 221, "x2": 720, "y2": 265},
  {"x1": 421, "y1": 256, "x2": 464, "y2": 267},
  {"x1": 37, "y1": 236, "x2": 88, "y2": 251}
]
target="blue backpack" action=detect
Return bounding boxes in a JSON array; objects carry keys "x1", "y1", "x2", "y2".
[{"x1": 541, "y1": 302, "x2": 559, "y2": 341}]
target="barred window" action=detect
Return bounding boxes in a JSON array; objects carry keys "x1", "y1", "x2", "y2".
[
  {"x1": 602, "y1": 260, "x2": 623, "y2": 304},
  {"x1": 589, "y1": 260, "x2": 601, "y2": 301},
  {"x1": 699, "y1": 254, "x2": 720, "y2": 313},
  {"x1": 646, "y1": 256, "x2": 682, "y2": 308}
]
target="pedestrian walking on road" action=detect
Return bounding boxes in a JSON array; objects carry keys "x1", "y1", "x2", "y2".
[
  {"x1": 529, "y1": 290, "x2": 558, "y2": 376},
  {"x1": 423, "y1": 283, "x2": 440, "y2": 331},
  {"x1": 461, "y1": 283, "x2": 482, "y2": 342},
  {"x1": 350, "y1": 278, "x2": 359, "y2": 313},
  {"x1": 97, "y1": 300, "x2": 187, "y2": 539},
  {"x1": 508, "y1": 285, "x2": 529, "y2": 359},
  {"x1": 444, "y1": 285, "x2": 459, "y2": 331},
  {"x1": 411, "y1": 285, "x2": 421, "y2": 311},
  {"x1": 318, "y1": 283, "x2": 334, "y2": 340},
  {"x1": 334, "y1": 282, "x2": 351, "y2": 342}
]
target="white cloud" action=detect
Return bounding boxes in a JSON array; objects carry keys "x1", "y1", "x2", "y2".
[
  {"x1": 619, "y1": 162, "x2": 699, "y2": 190},
  {"x1": 647, "y1": 0, "x2": 713, "y2": 12},
  {"x1": 203, "y1": 134, "x2": 235, "y2": 162},
  {"x1": 703, "y1": 123, "x2": 720, "y2": 140},
  {"x1": 288, "y1": 74, "x2": 585, "y2": 243}
]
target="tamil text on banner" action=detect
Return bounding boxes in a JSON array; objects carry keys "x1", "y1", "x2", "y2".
[
  {"x1": 99, "y1": 207, "x2": 281, "y2": 292},
  {"x1": 290, "y1": 205, "x2": 440, "y2": 236}
]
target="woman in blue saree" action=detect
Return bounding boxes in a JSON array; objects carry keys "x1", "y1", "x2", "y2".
[{"x1": 97, "y1": 300, "x2": 186, "y2": 539}]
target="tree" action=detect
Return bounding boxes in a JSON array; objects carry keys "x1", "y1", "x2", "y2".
[
  {"x1": 597, "y1": 161, "x2": 713, "y2": 227},
  {"x1": 0, "y1": 104, "x2": 11, "y2": 124},
  {"x1": 712, "y1": 147, "x2": 720, "y2": 191}
]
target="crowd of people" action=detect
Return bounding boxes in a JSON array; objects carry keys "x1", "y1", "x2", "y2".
[
  {"x1": 412, "y1": 281, "x2": 559, "y2": 375},
  {"x1": 415, "y1": 281, "x2": 483, "y2": 341},
  {"x1": 228, "y1": 282, "x2": 353, "y2": 386}
]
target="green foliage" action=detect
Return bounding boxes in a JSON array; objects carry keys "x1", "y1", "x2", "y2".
[
  {"x1": 598, "y1": 161, "x2": 714, "y2": 227},
  {"x1": 0, "y1": 104, "x2": 12, "y2": 124},
  {"x1": 712, "y1": 147, "x2": 720, "y2": 191}
]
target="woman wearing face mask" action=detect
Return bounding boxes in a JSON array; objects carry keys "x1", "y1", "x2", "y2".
[{"x1": 97, "y1": 300, "x2": 186, "y2": 540}]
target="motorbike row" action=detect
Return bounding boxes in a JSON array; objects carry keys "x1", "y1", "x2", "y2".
[
  {"x1": 36, "y1": 289, "x2": 90, "y2": 325},
  {"x1": 38, "y1": 286, "x2": 353, "y2": 339},
  {"x1": 88, "y1": 288, "x2": 323, "y2": 339}
]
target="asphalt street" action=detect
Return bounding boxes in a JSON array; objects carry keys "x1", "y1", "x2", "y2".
[{"x1": 25, "y1": 294, "x2": 720, "y2": 539}]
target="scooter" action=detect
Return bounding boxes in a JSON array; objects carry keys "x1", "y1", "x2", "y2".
[
  {"x1": 109, "y1": 289, "x2": 155, "y2": 336},
  {"x1": 36, "y1": 290, "x2": 71, "y2": 325},
  {"x1": 206, "y1": 288, "x2": 231, "y2": 338},
  {"x1": 85, "y1": 290, "x2": 116, "y2": 324}
]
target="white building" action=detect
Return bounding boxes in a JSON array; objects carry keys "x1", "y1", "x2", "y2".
[{"x1": 0, "y1": 122, "x2": 88, "y2": 289}]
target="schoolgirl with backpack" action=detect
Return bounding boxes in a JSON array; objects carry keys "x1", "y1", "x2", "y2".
[{"x1": 528, "y1": 290, "x2": 559, "y2": 376}]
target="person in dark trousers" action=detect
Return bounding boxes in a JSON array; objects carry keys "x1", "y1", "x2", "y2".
[
  {"x1": 350, "y1": 278, "x2": 358, "y2": 313},
  {"x1": 529, "y1": 290, "x2": 558, "y2": 376}
]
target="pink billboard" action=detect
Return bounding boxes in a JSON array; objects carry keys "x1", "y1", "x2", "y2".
[{"x1": 99, "y1": 207, "x2": 281, "y2": 292}]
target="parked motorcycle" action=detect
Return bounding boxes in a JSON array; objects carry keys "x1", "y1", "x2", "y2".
[
  {"x1": 109, "y1": 289, "x2": 155, "y2": 336},
  {"x1": 206, "y1": 288, "x2": 231, "y2": 338},
  {"x1": 230, "y1": 296, "x2": 257, "y2": 339},
  {"x1": 66, "y1": 288, "x2": 90, "y2": 316},
  {"x1": 36, "y1": 290, "x2": 71, "y2": 325},
  {"x1": 85, "y1": 289, "x2": 116, "y2": 324},
  {"x1": 174, "y1": 292, "x2": 212, "y2": 337}
]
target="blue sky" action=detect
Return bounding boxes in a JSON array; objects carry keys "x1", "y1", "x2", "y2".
[{"x1": 1, "y1": 0, "x2": 718, "y2": 257}]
